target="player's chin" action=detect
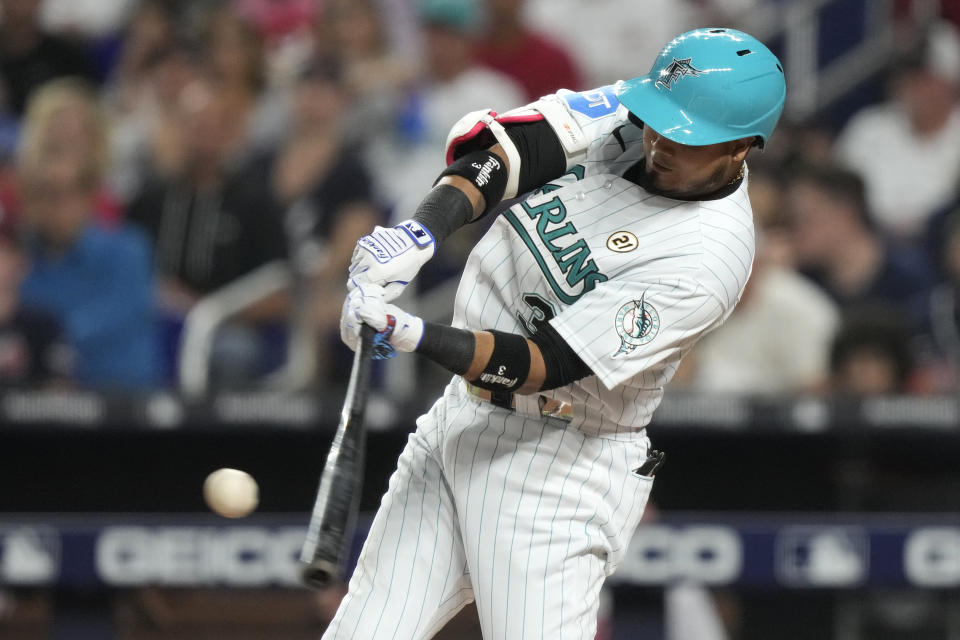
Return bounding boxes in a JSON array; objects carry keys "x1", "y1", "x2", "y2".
[{"x1": 650, "y1": 175, "x2": 689, "y2": 198}]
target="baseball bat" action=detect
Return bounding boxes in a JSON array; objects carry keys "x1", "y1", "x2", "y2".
[{"x1": 300, "y1": 323, "x2": 376, "y2": 589}]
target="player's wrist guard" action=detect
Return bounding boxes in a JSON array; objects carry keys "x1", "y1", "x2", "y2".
[
  {"x1": 474, "y1": 330, "x2": 530, "y2": 391},
  {"x1": 437, "y1": 150, "x2": 508, "y2": 220}
]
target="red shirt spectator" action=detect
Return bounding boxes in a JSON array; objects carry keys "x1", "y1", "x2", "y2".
[
  {"x1": 475, "y1": 0, "x2": 582, "y2": 100},
  {"x1": 896, "y1": 0, "x2": 960, "y2": 32},
  {"x1": 235, "y1": 0, "x2": 316, "y2": 42}
]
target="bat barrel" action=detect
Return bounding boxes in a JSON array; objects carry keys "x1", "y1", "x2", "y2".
[{"x1": 299, "y1": 323, "x2": 376, "y2": 590}]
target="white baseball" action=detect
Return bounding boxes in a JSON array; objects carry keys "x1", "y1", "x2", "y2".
[{"x1": 203, "y1": 468, "x2": 259, "y2": 518}]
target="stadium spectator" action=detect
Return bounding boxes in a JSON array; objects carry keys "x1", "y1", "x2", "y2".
[
  {"x1": 240, "y1": 57, "x2": 384, "y2": 380},
  {"x1": 315, "y1": 0, "x2": 419, "y2": 152},
  {"x1": 674, "y1": 171, "x2": 839, "y2": 394},
  {"x1": 524, "y1": 0, "x2": 697, "y2": 87},
  {"x1": 128, "y1": 77, "x2": 287, "y2": 300},
  {"x1": 676, "y1": 173, "x2": 841, "y2": 395},
  {"x1": 914, "y1": 210, "x2": 960, "y2": 392},
  {"x1": 18, "y1": 153, "x2": 158, "y2": 389},
  {"x1": 0, "y1": 0, "x2": 100, "y2": 116},
  {"x1": 200, "y1": 6, "x2": 289, "y2": 162},
  {"x1": 103, "y1": 0, "x2": 184, "y2": 201},
  {"x1": 829, "y1": 309, "x2": 915, "y2": 395},
  {"x1": 104, "y1": 0, "x2": 179, "y2": 120},
  {"x1": 127, "y1": 77, "x2": 289, "y2": 386},
  {"x1": 834, "y1": 21, "x2": 960, "y2": 242},
  {"x1": 475, "y1": 0, "x2": 583, "y2": 101},
  {"x1": 0, "y1": 214, "x2": 73, "y2": 387},
  {"x1": 784, "y1": 164, "x2": 934, "y2": 332},
  {"x1": 759, "y1": 117, "x2": 837, "y2": 178},
  {"x1": 39, "y1": 0, "x2": 136, "y2": 41},
  {"x1": 896, "y1": 0, "x2": 960, "y2": 45},
  {"x1": 0, "y1": 82, "x2": 21, "y2": 166},
  {"x1": 14, "y1": 77, "x2": 122, "y2": 225},
  {"x1": 121, "y1": 43, "x2": 201, "y2": 194},
  {"x1": 236, "y1": 0, "x2": 316, "y2": 45}
]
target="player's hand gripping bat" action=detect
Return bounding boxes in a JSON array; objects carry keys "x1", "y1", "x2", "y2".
[{"x1": 300, "y1": 323, "x2": 376, "y2": 589}]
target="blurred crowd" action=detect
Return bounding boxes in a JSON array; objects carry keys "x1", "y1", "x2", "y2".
[{"x1": 0, "y1": 0, "x2": 958, "y2": 399}]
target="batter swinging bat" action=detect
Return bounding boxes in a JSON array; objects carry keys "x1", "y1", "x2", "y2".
[{"x1": 300, "y1": 323, "x2": 376, "y2": 589}]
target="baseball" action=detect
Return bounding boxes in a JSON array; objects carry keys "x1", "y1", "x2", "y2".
[{"x1": 203, "y1": 468, "x2": 259, "y2": 518}]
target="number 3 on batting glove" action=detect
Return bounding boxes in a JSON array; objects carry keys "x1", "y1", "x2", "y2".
[
  {"x1": 348, "y1": 220, "x2": 435, "y2": 301},
  {"x1": 340, "y1": 284, "x2": 424, "y2": 360}
]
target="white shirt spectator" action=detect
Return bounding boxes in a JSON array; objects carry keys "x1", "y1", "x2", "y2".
[
  {"x1": 40, "y1": 0, "x2": 136, "y2": 38},
  {"x1": 524, "y1": 0, "x2": 697, "y2": 87},
  {"x1": 834, "y1": 102, "x2": 960, "y2": 239},
  {"x1": 687, "y1": 264, "x2": 840, "y2": 394}
]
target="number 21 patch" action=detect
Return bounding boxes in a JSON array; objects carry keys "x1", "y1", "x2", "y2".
[{"x1": 607, "y1": 231, "x2": 638, "y2": 253}]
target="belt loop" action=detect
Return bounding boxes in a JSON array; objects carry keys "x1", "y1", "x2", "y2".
[{"x1": 513, "y1": 392, "x2": 542, "y2": 419}]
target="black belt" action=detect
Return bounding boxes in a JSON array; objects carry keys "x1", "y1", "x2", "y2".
[{"x1": 465, "y1": 383, "x2": 573, "y2": 422}]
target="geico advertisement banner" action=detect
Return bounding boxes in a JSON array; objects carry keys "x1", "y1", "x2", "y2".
[
  {"x1": 3, "y1": 517, "x2": 960, "y2": 588},
  {"x1": 0, "y1": 523, "x2": 311, "y2": 588},
  {"x1": 95, "y1": 526, "x2": 306, "y2": 586}
]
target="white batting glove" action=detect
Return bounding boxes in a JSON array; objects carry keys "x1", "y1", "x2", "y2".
[
  {"x1": 348, "y1": 220, "x2": 435, "y2": 301},
  {"x1": 340, "y1": 282, "x2": 424, "y2": 359}
]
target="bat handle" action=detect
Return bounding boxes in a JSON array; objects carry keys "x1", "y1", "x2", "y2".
[
  {"x1": 358, "y1": 322, "x2": 377, "y2": 360},
  {"x1": 301, "y1": 559, "x2": 340, "y2": 590}
]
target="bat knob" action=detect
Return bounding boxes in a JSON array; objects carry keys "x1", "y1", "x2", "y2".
[{"x1": 301, "y1": 560, "x2": 340, "y2": 590}]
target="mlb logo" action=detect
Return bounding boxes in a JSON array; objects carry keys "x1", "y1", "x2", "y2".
[
  {"x1": 776, "y1": 526, "x2": 869, "y2": 587},
  {"x1": 0, "y1": 527, "x2": 60, "y2": 585}
]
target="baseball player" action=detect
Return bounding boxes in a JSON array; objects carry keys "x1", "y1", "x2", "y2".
[{"x1": 331, "y1": 28, "x2": 785, "y2": 639}]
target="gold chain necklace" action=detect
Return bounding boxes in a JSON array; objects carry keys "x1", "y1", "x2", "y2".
[{"x1": 730, "y1": 163, "x2": 745, "y2": 185}]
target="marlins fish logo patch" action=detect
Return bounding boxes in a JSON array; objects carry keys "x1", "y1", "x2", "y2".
[
  {"x1": 656, "y1": 58, "x2": 702, "y2": 91},
  {"x1": 611, "y1": 296, "x2": 660, "y2": 358}
]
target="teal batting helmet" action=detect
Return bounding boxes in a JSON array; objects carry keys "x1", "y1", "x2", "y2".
[{"x1": 617, "y1": 28, "x2": 786, "y2": 147}]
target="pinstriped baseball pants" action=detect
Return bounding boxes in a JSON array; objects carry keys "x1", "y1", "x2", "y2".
[{"x1": 322, "y1": 380, "x2": 653, "y2": 640}]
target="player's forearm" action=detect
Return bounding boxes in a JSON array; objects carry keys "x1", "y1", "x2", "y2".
[
  {"x1": 411, "y1": 145, "x2": 510, "y2": 243},
  {"x1": 409, "y1": 182, "x2": 476, "y2": 244},
  {"x1": 415, "y1": 321, "x2": 593, "y2": 395},
  {"x1": 416, "y1": 322, "x2": 546, "y2": 394}
]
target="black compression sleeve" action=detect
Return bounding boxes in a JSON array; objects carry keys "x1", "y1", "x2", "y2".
[
  {"x1": 529, "y1": 323, "x2": 593, "y2": 390},
  {"x1": 411, "y1": 184, "x2": 475, "y2": 243},
  {"x1": 504, "y1": 120, "x2": 566, "y2": 195},
  {"x1": 415, "y1": 322, "x2": 475, "y2": 375},
  {"x1": 415, "y1": 321, "x2": 593, "y2": 392}
]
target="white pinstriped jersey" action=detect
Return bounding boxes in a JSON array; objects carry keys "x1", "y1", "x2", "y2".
[
  {"x1": 451, "y1": 83, "x2": 756, "y2": 436},
  {"x1": 325, "y1": 81, "x2": 747, "y2": 640}
]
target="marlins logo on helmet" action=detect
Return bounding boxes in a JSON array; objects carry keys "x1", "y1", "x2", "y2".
[{"x1": 656, "y1": 58, "x2": 703, "y2": 90}]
